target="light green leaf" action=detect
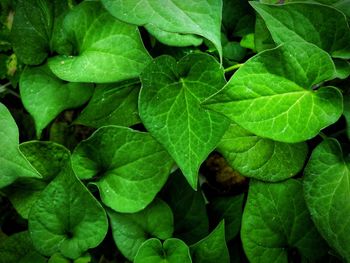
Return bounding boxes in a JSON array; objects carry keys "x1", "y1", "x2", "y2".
[
  {"x1": 4, "y1": 141, "x2": 70, "y2": 218},
  {"x1": 71, "y1": 126, "x2": 173, "y2": 213},
  {"x1": 108, "y1": 199, "x2": 174, "y2": 261},
  {"x1": 217, "y1": 124, "x2": 308, "y2": 181},
  {"x1": 28, "y1": 162, "x2": 108, "y2": 259},
  {"x1": 101, "y1": 0, "x2": 222, "y2": 59},
  {"x1": 0, "y1": 231, "x2": 47, "y2": 263},
  {"x1": 190, "y1": 221, "x2": 229, "y2": 263},
  {"x1": 0, "y1": 103, "x2": 40, "y2": 189},
  {"x1": 208, "y1": 194, "x2": 244, "y2": 241},
  {"x1": 250, "y1": 2, "x2": 350, "y2": 58},
  {"x1": 11, "y1": 0, "x2": 70, "y2": 65},
  {"x1": 75, "y1": 79, "x2": 140, "y2": 128},
  {"x1": 161, "y1": 171, "x2": 209, "y2": 244},
  {"x1": 20, "y1": 64, "x2": 94, "y2": 137},
  {"x1": 134, "y1": 238, "x2": 192, "y2": 263},
  {"x1": 139, "y1": 54, "x2": 229, "y2": 189},
  {"x1": 304, "y1": 138, "x2": 350, "y2": 261},
  {"x1": 206, "y1": 41, "x2": 342, "y2": 143},
  {"x1": 241, "y1": 179, "x2": 330, "y2": 263},
  {"x1": 48, "y1": 1, "x2": 151, "y2": 83}
]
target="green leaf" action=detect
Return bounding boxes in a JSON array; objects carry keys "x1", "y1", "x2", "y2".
[
  {"x1": 190, "y1": 221, "x2": 229, "y2": 263},
  {"x1": 4, "y1": 141, "x2": 70, "y2": 218},
  {"x1": 20, "y1": 64, "x2": 94, "y2": 137},
  {"x1": 75, "y1": 79, "x2": 140, "y2": 128},
  {"x1": 0, "y1": 231, "x2": 47, "y2": 263},
  {"x1": 48, "y1": 1, "x2": 151, "y2": 83},
  {"x1": 205, "y1": 41, "x2": 342, "y2": 143},
  {"x1": 304, "y1": 138, "x2": 350, "y2": 261},
  {"x1": 217, "y1": 123, "x2": 308, "y2": 181},
  {"x1": 0, "y1": 103, "x2": 40, "y2": 189},
  {"x1": 250, "y1": 2, "x2": 350, "y2": 58},
  {"x1": 11, "y1": 0, "x2": 70, "y2": 65},
  {"x1": 71, "y1": 126, "x2": 173, "y2": 213},
  {"x1": 108, "y1": 199, "x2": 174, "y2": 261},
  {"x1": 334, "y1": 59, "x2": 350, "y2": 79},
  {"x1": 139, "y1": 54, "x2": 229, "y2": 189},
  {"x1": 134, "y1": 238, "x2": 192, "y2": 263},
  {"x1": 241, "y1": 179, "x2": 330, "y2": 263},
  {"x1": 101, "y1": 0, "x2": 222, "y2": 59},
  {"x1": 28, "y1": 162, "x2": 108, "y2": 259},
  {"x1": 161, "y1": 171, "x2": 209, "y2": 244},
  {"x1": 208, "y1": 194, "x2": 244, "y2": 241},
  {"x1": 344, "y1": 94, "x2": 350, "y2": 139}
]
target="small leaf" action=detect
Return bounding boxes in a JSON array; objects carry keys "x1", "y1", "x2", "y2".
[
  {"x1": 4, "y1": 141, "x2": 70, "y2": 218},
  {"x1": 0, "y1": 231, "x2": 46, "y2": 263},
  {"x1": 0, "y1": 103, "x2": 40, "y2": 189},
  {"x1": 134, "y1": 238, "x2": 192, "y2": 263},
  {"x1": 161, "y1": 171, "x2": 209, "y2": 244},
  {"x1": 250, "y1": 2, "x2": 350, "y2": 58},
  {"x1": 102, "y1": 0, "x2": 222, "y2": 59},
  {"x1": 71, "y1": 126, "x2": 173, "y2": 213},
  {"x1": 29, "y1": 162, "x2": 108, "y2": 259},
  {"x1": 206, "y1": 41, "x2": 342, "y2": 143},
  {"x1": 20, "y1": 64, "x2": 94, "y2": 137},
  {"x1": 241, "y1": 179, "x2": 330, "y2": 262},
  {"x1": 48, "y1": 1, "x2": 151, "y2": 83},
  {"x1": 217, "y1": 123, "x2": 308, "y2": 181},
  {"x1": 208, "y1": 194, "x2": 244, "y2": 241},
  {"x1": 190, "y1": 221, "x2": 229, "y2": 263},
  {"x1": 108, "y1": 199, "x2": 174, "y2": 261},
  {"x1": 75, "y1": 80, "x2": 140, "y2": 128},
  {"x1": 139, "y1": 54, "x2": 229, "y2": 189},
  {"x1": 304, "y1": 138, "x2": 350, "y2": 261}
]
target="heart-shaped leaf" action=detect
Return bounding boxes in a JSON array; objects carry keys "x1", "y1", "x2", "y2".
[
  {"x1": 108, "y1": 199, "x2": 174, "y2": 261},
  {"x1": 304, "y1": 138, "x2": 350, "y2": 261},
  {"x1": 4, "y1": 141, "x2": 70, "y2": 218},
  {"x1": 241, "y1": 179, "x2": 330, "y2": 262},
  {"x1": 139, "y1": 54, "x2": 229, "y2": 189},
  {"x1": 206, "y1": 41, "x2": 342, "y2": 143},
  {"x1": 28, "y1": 162, "x2": 108, "y2": 259},
  {"x1": 101, "y1": 0, "x2": 222, "y2": 58},
  {"x1": 71, "y1": 126, "x2": 174, "y2": 213},
  {"x1": 134, "y1": 238, "x2": 192, "y2": 263},
  {"x1": 250, "y1": 2, "x2": 350, "y2": 58},
  {"x1": 0, "y1": 103, "x2": 40, "y2": 189},
  {"x1": 75, "y1": 80, "x2": 140, "y2": 128},
  {"x1": 190, "y1": 221, "x2": 229, "y2": 263},
  {"x1": 217, "y1": 124, "x2": 308, "y2": 181},
  {"x1": 48, "y1": 1, "x2": 151, "y2": 83},
  {"x1": 20, "y1": 65, "x2": 94, "y2": 137}
]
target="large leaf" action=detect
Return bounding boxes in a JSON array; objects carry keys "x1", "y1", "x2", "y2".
[
  {"x1": 75, "y1": 79, "x2": 140, "y2": 128},
  {"x1": 190, "y1": 221, "x2": 229, "y2": 263},
  {"x1": 71, "y1": 126, "x2": 173, "y2": 213},
  {"x1": 0, "y1": 231, "x2": 47, "y2": 263},
  {"x1": 4, "y1": 141, "x2": 70, "y2": 218},
  {"x1": 139, "y1": 54, "x2": 229, "y2": 189},
  {"x1": 108, "y1": 199, "x2": 174, "y2": 261},
  {"x1": 161, "y1": 171, "x2": 209, "y2": 244},
  {"x1": 205, "y1": 41, "x2": 342, "y2": 143},
  {"x1": 28, "y1": 162, "x2": 108, "y2": 259},
  {"x1": 101, "y1": 0, "x2": 222, "y2": 58},
  {"x1": 241, "y1": 179, "x2": 330, "y2": 263},
  {"x1": 0, "y1": 103, "x2": 40, "y2": 189},
  {"x1": 250, "y1": 2, "x2": 350, "y2": 59},
  {"x1": 304, "y1": 138, "x2": 350, "y2": 261},
  {"x1": 11, "y1": 0, "x2": 70, "y2": 65},
  {"x1": 134, "y1": 238, "x2": 192, "y2": 263},
  {"x1": 217, "y1": 124, "x2": 308, "y2": 181},
  {"x1": 20, "y1": 65, "x2": 94, "y2": 137},
  {"x1": 48, "y1": 1, "x2": 151, "y2": 83}
]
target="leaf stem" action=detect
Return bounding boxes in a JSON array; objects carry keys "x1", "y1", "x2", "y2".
[
  {"x1": 224, "y1": 63, "x2": 243, "y2": 73},
  {"x1": 0, "y1": 82, "x2": 20, "y2": 98}
]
